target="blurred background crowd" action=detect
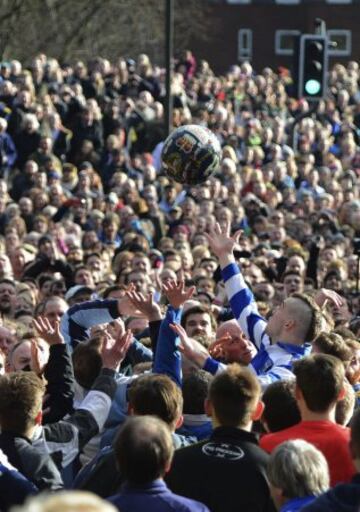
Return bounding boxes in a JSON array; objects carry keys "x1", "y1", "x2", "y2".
[{"x1": 0, "y1": 52, "x2": 358, "y2": 343}]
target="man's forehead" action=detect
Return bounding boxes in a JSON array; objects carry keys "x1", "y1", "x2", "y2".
[
  {"x1": 134, "y1": 256, "x2": 148, "y2": 263},
  {"x1": 284, "y1": 275, "x2": 302, "y2": 282},
  {"x1": 13, "y1": 341, "x2": 31, "y2": 355},
  {"x1": 186, "y1": 312, "x2": 211, "y2": 322},
  {"x1": 0, "y1": 284, "x2": 15, "y2": 291},
  {"x1": 45, "y1": 299, "x2": 67, "y2": 312},
  {"x1": 46, "y1": 304, "x2": 66, "y2": 312}
]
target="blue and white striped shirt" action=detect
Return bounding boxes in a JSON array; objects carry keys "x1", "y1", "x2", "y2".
[{"x1": 204, "y1": 263, "x2": 311, "y2": 388}]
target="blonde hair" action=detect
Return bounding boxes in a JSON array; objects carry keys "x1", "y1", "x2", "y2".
[{"x1": 11, "y1": 491, "x2": 117, "y2": 512}]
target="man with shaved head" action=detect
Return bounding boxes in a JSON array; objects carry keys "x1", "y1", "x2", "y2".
[{"x1": 203, "y1": 224, "x2": 329, "y2": 389}]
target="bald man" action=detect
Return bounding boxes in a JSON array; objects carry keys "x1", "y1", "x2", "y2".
[{"x1": 215, "y1": 320, "x2": 257, "y2": 365}]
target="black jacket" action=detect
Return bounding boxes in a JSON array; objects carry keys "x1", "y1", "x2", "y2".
[
  {"x1": 166, "y1": 426, "x2": 276, "y2": 512},
  {"x1": 301, "y1": 473, "x2": 360, "y2": 512},
  {"x1": 43, "y1": 344, "x2": 75, "y2": 424}
]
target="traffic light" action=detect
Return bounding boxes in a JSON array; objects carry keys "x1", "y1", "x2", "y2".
[{"x1": 298, "y1": 34, "x2": 328, "y2": 100}]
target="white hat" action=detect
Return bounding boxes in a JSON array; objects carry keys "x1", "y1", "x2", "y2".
[{"x1": 65, "y1": 285, "x2": 93, "y2": 302}]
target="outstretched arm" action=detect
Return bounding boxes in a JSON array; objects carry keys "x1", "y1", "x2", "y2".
[
  {"x1": 206, "y1": 222, "x2": 269, "y2": 350},
  {"x1": 60, "y1": 287, "x2": 142, "y2": 348},
  {"x1": 126, "y1": 289, "x2": 163, "y2": 353},
  {"x1": 40, "y1": 330, "x2": 131, "y2": 468},
  {"x1": 153, "y1": 278, "x2": 195, "y2": 387},
  {"x1": 33, "y1": 317, "x2": 75, "y2": 423}
]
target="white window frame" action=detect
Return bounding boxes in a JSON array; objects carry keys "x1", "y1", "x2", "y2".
[
  {"x1": 275, "y1": 30, "x2": 301, "y2": 56},
  {"x1": 238, "y1": 29, "x2": 252, "y2": 62},
  {"x1": 328, "y1": 30, "x2": 352, "y2": 56},
  {"x1": 326, "y1": 0, "x2": 352, "y2": 4}
]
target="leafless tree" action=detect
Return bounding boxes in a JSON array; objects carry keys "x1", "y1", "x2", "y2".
[{"x1": 0, "y1": 0, "x2": 213, "y2": 64}]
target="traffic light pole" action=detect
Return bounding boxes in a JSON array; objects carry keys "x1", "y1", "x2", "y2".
[
  {"x1": 164, "y1": 0, "x2": 174, "y2": 138},
  {"x1": 315, "y1": 18, "x2": 326, "y2": 36},
  {"x1": 291, "y1": 19, "x2": 331, "y2": 148},
  {"x1": 290, "y1": 101, "x2": 319, "y2": 150}
]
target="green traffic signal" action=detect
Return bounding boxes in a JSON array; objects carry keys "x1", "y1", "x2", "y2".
[
  {"x1": 298, "y1": 34, "x2": 328, "y2": 99},
  {"x1": 304, "y1": 79, "x2": 321, "y2": 95}
]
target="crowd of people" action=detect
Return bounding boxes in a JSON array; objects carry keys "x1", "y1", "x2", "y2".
[{"x1": 0, "y1": 49, "x2": 359, "y2": 511}]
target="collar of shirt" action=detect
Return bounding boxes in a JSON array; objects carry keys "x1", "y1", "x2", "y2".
[
  {"x1": 121, "y1": 479, "x2": 167, "y2": 495},
  {"x1": 211, "y1": 426, "x2": 258, "y2": 444},
  {"x1": 183, "y1": 414, "x2": 210, "y2": 426},
  {"x1": 277, "y1": 342, "x2": 312, "y2": 356}
]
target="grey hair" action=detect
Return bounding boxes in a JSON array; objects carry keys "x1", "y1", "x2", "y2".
[{"x1": 267, "y1": 440, "x2": 330, "y2": 499}]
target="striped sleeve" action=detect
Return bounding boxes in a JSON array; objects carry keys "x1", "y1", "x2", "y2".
[
  {"x1": 221, "y1": 263, "x2": 269, "y2": 350},
  {"x1": 203, "y1": 357, "x2": 227, "y2": 375},
  {"x1": 250, "y1": 344, "x2": 296, "y2": 390},
  {"x1": 60, "y1": 299, "x2": 119, "y2": 348}
]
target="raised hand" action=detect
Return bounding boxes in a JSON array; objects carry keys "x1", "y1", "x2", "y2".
[
  {"x1": 208, "y1": 334, "x2": 232, "y2": 359},
  {"x1": 315, "y1": 288, "x2": 344, "y2": 309},
  {"x1": 162, "y1": 277, "x2": 195, "y2": 310},
  {"x1": 33, "y1": 317, "x2": 64, "y2": 346},
  {"x1": 205, "y1": 221, "x2": 242, "y2": 263},
  {"x1": 106, "y1": 318, "x2": 125, "y2": 341},
  {"x1": 126, "y1": 290, "x2": 162, "y2": 321},
  {"x1": 101, "y1": 329, "x2": 133, "y2": 370},
  {"x1": 170, "y1": 323, "x2": 209, "y2": 367},
  {"x1": 117, "y1": 283, "x2": 145, "y2": 317}
]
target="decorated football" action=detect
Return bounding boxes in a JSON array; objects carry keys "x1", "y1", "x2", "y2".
[{"x1": 161, "y1": 124, "x2": 222, "y2": 185}]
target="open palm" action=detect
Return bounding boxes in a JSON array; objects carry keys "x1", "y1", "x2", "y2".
[{"x1": 205, "y1": 221, "x2": 242, "y2": 258}]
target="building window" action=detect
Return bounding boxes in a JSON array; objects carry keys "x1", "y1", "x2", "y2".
[
  {"x1": 328, "y1": 30, "x2": 352, "y2": 56},
  {"x1": 238, "y1": 29, "x2": 252, "y2": 62},
  {"x1": 326, "y1": 0, "x2": 351, "y2": 3},
  {"x1": 275, "y1": 30, "x2": 301, "y2": 56}
]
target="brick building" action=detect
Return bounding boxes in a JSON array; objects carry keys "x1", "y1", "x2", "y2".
[{"x1": 190, "y1": 0, "x2": 360, "y2": 73}]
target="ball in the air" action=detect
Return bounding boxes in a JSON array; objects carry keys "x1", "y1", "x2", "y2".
[{"x1": 161, "y1": 124, "x2": 222, "y2": 185}]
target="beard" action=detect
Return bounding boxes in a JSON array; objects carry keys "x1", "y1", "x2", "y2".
[{"x1": 0, "y1": 299, "x2": 12, "y2": 314}]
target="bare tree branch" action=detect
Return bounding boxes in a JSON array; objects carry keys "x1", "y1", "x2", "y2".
[{"x1": 0, "y1": 0, "x2": 214, "y2": 64}]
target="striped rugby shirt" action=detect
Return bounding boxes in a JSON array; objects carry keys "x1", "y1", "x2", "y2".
[{"x1": 204, "y1": 263, "x2": 311, "y2": 388}]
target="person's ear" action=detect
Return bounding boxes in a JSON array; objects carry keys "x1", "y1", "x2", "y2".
[
  {"x1": 175, "y1": 414, "x2": 184, "y2": 430},
  {"x1": 294, "y1": 383, "x2": 302, "y2": 402},
  {"x1": 337, "y1": 386, "x2": 346, "y2": 402},
  {"x1": 164, "y1": 455, "x2": 174, "y2": 475},
  {"x1": 35, "y1": 410, "x2": 42, "y2": 426},
  {"x1": 204, "y1": 398, "x2": 213, "y2": 417},
  {"x1": 284, "y1": 319, "x2": 295, "y2": 331},
  {"x1": 251, "y1": 400, "x2": 264, "y2": 422}
]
